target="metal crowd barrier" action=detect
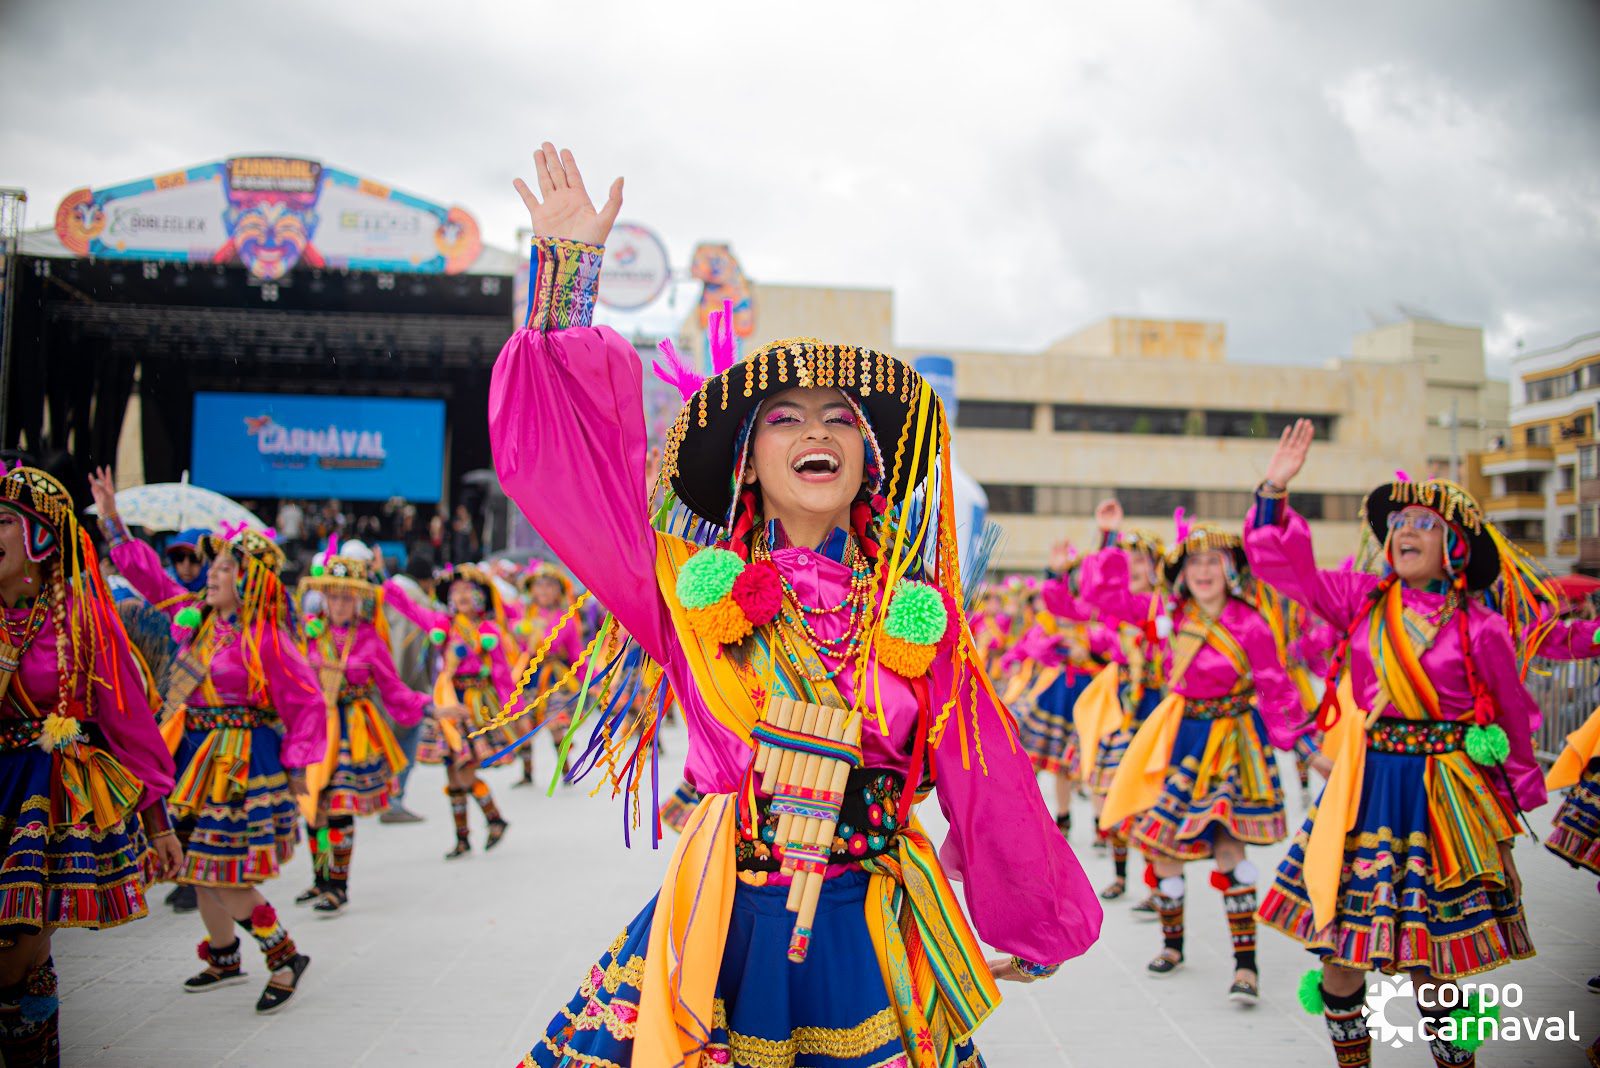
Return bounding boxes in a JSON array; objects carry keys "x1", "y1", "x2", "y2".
[{"x1": 1526, "y1": 656, "x2": 1600, "y2": 765}]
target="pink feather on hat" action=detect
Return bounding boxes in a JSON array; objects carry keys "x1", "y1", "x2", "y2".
[
  {"x1": 1394, "y1": 469, "x2": 1411, "y2": 482},
  {"x1": 1173, "y1": 506, "x2": 1190, "y2": 542}
]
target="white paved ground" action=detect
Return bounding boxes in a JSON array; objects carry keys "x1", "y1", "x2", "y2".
[{"x1": 53, "y1": 723, "x2": 1600, "y2": 1067}]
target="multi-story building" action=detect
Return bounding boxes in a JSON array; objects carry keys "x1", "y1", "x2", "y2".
[
  {"x1": 680, "y1": 290, "x2": 1466, "y2": 572},
  {"x1": 1478, "y1": 330, "x2": 1600, "y2": 574}
]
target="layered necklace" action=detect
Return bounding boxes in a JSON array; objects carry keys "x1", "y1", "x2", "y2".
[
  {"x1": 754, "y1": 530, "x2": 875, "y2": 682},
  {"x1": 0, "y1": 593, "x2": 50, "y2": 701}
]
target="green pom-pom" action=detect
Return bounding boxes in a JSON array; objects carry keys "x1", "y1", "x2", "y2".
[
  {"x1": 306, "y1": 618, "x2": 326, "y2": 639},
  {"x1": 310, "y1": 563, "x2": 325, "y2": 577},
  {"x1": 174, "y1": 605, "x2": 202, "y2": 629},
  {"x1": 1296, "y1": 968, "x2": 1324, "y2": 1015},
  {"x1": 479, "y1": 632, "x2": 499, "y2": 652},
  {"x1": 676, "y1": 547, "x2": 746, "y2": 610},
  {"x1": 1464, "y1": 723, "x2": 1510, "y2": 766},
  {"x1": 883, "y1": 581, "x2": 948, "y2": 645},
  {"x1": 428, "y1": 627, "x2": 447, "y2": 646},
  {"x1": 1448, "y1": 990, "x2": 1501, "y2": 1052}
]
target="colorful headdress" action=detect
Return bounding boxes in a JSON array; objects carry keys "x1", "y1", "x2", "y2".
[
  {"x1": 520, "y1": 560, "x2": 575, "y2": 601},
  {"x1": 0, "y1": 464, "x2": 75, "y2": 561},
  {"x1": 303, "y1": 534, "x2": 377, "y2": 591},
  {"x1": 1162, "y1": 523, "x2": 1247, "y2": 589},
  {"x1": 437, "y1": 562, "x2": 509, "y2": 633},
  {"x1": 1121, "y1": 528, "x2": 1167, "y2": 573},
  {"x1": 198, "y1": 521, "x2": 286, "y2": 575},
  {"x1": 1361, "y1": 477, "x2": 1497, "y2": 592}
]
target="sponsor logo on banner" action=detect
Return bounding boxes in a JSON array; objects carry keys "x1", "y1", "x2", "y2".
[
  {"x1": 597, "y1": 222, "x2": 672, "y2": 310},
  {"x1": 1365, "y1": 975, "x2": 1583, "y2": 1051},
  {"x1": 55, "y1": 156, "x2": 482, "y2": 281}
]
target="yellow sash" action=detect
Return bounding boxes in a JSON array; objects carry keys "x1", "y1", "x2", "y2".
[
  {"x1": 1547, "y1": 704, "x2": 1600, "y2": 791},
  {"x1": 1071, "y1": 667, "x2": 1123, "y2": 784},
  {"x1": 170, "y1": 727, "x2": 253, "y2": 815},
  {"x1": 1190, "y1": 712, "x2": 1273, "y2": 805},
  {"x1": 298, "y1": 697, "x2": 408, "y2": 821},
  {"x1": 54, "y1": 743, "x2": 144, "y2": 831},
  {"x1": 1305, "y1": 675, "x2": 1364, "y2": 930}
]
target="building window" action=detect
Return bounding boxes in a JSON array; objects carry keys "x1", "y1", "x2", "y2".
[
  {"x1": 1503, "y1": 472, "x2": 1544, "y2": 495},
  {"x1": 957, "y1": 401, "x2": 1034, "y2": 430},
  {"x1": 1582, "y1": 446, "x2": 1598, "y2": 481},
  {"x1": 1035, "y1": 485, "x2": 1098, "y2": 516},
  {"x1": 1526, "y1": 424, "x2": 1551, "y2": 446},
  {"x1": 1193, "y1": 490, "x2": 1254, "y2": 519},
  {"x1": 1498, "y1": 518, "x2": 1545, "y2": 543},
  {"x1": 1526, "y1": 377, "x2": 1566, "y2": 403},
  {"x1": 1559, "y1": 513, "x2": 1577, "y2": 541},
  {"x1": 1052, "y1": 405, "x2": 1188, "y2": 435},
  {"x1": 1322, "y1": 493, "x2": 1365, "y2": 523},
  {"x1": 981, "y1": 483, "x2": 1036, "y2": 514},
  {"x1": 1583, "y1": 505, "x2": 1598, "y2": 540},
  {"x1": 1116, "y1": 487, "x2": 1195, "y2": 517},
  {"x1": 1559, "y1": 466, "x2": 1576, "y2": 492},
  {"x1": 1582, "y1": 362, "x2": 1600, "y2": 390},
  {"x1": 1203, "y1": 411, "x2": 1336, "y2": 440}
]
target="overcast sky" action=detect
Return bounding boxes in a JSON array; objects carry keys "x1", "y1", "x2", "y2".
[{"x1": 2, "y1": 0, "x2": 1596, "y2": 371}]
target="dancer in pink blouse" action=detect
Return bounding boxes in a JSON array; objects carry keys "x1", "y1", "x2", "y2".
[
  {"x1": 490, "y1": 144, "x2": 1100, "y2": 1067},
  {"x1": 92, "y1": 469, "x2": 321, "y2": 1015},
  {"x1": 1246, "y1": 420, "x2": 1552, "y2": 1068},
  {"x1": 384, "y1": 563, "x2": 515, "y2": 858},
  {"x1": 294, "y1": 549, "x2": 431, "y2": 915},
  {"x1": 0, "y1": 465, "x2": 180, "y2": 1067},
  {"x1": 1089, "y1": 498, "x2": 1303, "y2": 1005},
  {"x1": 508, "y1": 561, "x2": 584, "y2": 787}
]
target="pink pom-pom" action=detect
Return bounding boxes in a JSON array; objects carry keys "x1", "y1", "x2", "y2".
[
  {"x1": 1209, "y1": 869, "x2": 1232, "y2": 892},
  {"x1": 730, "y1": 560, "x2": 781, "y2": 625},
  {"x1": 196, "y1": 940, "x2": 212, "y2": 961},
  {"x1": 250, "y1": 903, "x2": 277, "y2": 930},
  {"x1": 936, "y1": 587, "x2": 961, "y2": 651}
]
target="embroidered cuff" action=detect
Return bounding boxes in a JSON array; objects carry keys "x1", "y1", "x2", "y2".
[
  {"x1": 1252, "y1": 491, "x2": 1284, "y2": 528},
  {"x1": 526, "y1": 237, "x2": 604, "y2": 332},
  {"x1": 1292, "y1": 734, "x2": 1316, "y2": 763},
  {"x1": 1011, "y1": 956, "x2": 1060, "y2": 981},
  {"x1": 1100, "y1": 530, "x2": 1118, "y2": 550},
  {"x1": 99, "y1": 513, "x2": 133, "y2": 547}
]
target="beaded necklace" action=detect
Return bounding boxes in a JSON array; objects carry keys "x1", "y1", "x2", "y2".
[{"x1": 755, "y1": 532, "x2": 874, "y2": 682}]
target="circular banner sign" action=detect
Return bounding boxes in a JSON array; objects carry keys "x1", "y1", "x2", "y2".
[{"x1": 598, "y1": 222, "x2": 671, "y2": 310}]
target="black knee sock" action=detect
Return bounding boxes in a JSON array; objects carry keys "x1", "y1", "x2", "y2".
[
  {"x1": 327, "y1": 815, "x2": 355, "y2": 892},
  {"x1": 1112, "y1": 839, "x2": 1129, "y2": 879},
  {"x1": 1322, "y1": 985, "x2": 1371, "y2": 1067},
  {"x1": 1418, "y1": 998, "x2": 1477, "y2": 1067},
  {"x1": 0, "y1": 957, "x2": 60, "y2": 1068}
]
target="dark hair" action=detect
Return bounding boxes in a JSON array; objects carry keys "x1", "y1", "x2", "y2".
[{"x1": 405, "y1": 547, "x2": 436, "y2": 582}]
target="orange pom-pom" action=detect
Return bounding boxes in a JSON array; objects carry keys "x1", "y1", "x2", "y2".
[
  {"x1": 686, "y1": 597, "x2": 754, "y2": 645},
  {"x1": 875, "y1": 633, "x2": 937, "y2": 678}
]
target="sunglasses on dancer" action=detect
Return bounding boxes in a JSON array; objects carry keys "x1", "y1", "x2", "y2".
[{"x1": 1386, "y1": 510, "x2": 1443, "y2": 533}]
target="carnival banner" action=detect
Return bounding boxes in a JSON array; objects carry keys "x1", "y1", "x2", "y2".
[
  {"x1": 55, "y1": 156, "x2": 482, "y2": 281},
  {"x1": 191, "y1": 392, "x2": 446, "y2": 501}
]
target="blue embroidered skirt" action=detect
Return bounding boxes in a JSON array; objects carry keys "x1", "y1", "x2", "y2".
[
  {"x1": 523, "y1": 870, "x2": 982, "y2": 1068},
  {"x1": 1546, "y1": 759, "x2": 1600, "y2": 877},
  {"x1": 1017, "y1": 672, "x2": 1091, "y2": 776},
  {"x1": 325, "y1": 698, "x2": 406, "y2": 818},
  {"x1": 1258, "y1": 747, "x2": 1533, "y2": 979},
  {"x1": 174, "y1": 709, "x2": 300, "y2": 887},
  {"x1": 0, "y1": 727, "x2": 150, "y2": 939},
  {"x1": 1129, "y1": 696, "x2": 1287, "y2": 860}
]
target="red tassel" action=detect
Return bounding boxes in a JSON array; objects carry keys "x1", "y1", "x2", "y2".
[
  {"x1": 726, "y1": 489, "x2": 758, "y2": 561},
  {"x1": 851, "y1": 499, "x2": 881, "y2": 563},
  {"x1": 1313, "y1": 637, "x2": 1349, "y2": 732}
]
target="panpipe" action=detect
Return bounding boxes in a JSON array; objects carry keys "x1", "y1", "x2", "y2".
[{"x1": 751, "y1": 697, "x2": 863, "y2": 963}]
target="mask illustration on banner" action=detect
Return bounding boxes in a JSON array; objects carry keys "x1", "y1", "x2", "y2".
[
  {"x1": 219, "y1": 157, "x2": 325, "y2": 280},
  {"x1": 691, "y1": 242, "x2": 756, "y2": 363}
]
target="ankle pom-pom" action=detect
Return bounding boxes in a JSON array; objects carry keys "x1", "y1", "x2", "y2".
[
  {"x1": 1448, "y1": 990, "x2": 1501, "y2": 1052},
  {"x1": 1464, "y1": 723, "x2": 1510, "y2": 766},
  {"x1": 1143, "y1": 864, "x2": 1159, "y2": 888},
  {"x1": 196, "y1": 939, "x2": 212, "y2": 961},
  {"x1": 1209, "y1": 869, "x2": 1233, "y2": 892},
  {"x1": 1297, "y1": 969, "x2": 1325, "y2": 1015},
  {"x1": 250, "y1": 903, "x2": 278, "y2": 936}
]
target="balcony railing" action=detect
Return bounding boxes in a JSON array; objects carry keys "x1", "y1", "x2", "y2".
[
  {"x1": 1527, "y1": 658, "x2": 1600, "y2": 764},
  {"x1": 1481, "y1": 443, "x2": 1556, "y2": 470}
]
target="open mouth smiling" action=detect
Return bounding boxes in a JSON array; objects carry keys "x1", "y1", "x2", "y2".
[{"x1": 790, "y1": 450, "x2": 841, "y2": 481}]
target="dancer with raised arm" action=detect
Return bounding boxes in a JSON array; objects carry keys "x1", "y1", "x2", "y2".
[
  {"x1": 1086, "y1": 500, "x2": 1303, "y2": 1005},
  {"x1": 0, "y1": 465, "x2": 180, "y2": 1068},
  {"x1": 1245, "y1": 420, "x2": 1551, "y2": 1068},
  {"x1": 491, "y1": 144, "x2": 1100, "y2": 1067}
]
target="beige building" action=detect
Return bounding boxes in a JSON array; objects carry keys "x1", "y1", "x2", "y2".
[
  {"x1": 680, "y1": 292, "x2": 1475, "y2": 573},
  {"x1": 1349, "y1": 318, "x2": 1510, "y2": 480}
]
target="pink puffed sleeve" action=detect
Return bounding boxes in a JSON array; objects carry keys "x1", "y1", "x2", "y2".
[
  {"x1": 1535, "y1": 617, "x2": 1600, "y2": 661},
  {"x1": 1078, "y1": 547, "x2": 1160, "y2": 627},
  {"x1": 488, "y1": 239, "x2": 680, "y2": 671},
  {"x1": 382, "y1": 578, "x2": 450, "y2": 633},
  {"x1": 931, "y1": 660, "x2": 1102, "y2": 966},
  {"x1": 1086, "y1": 623, "x2": 1121, "y2": 662},
  {"x1": 263, "y1": 626, "x2": 328, "y2": 769},
  {"x1": 84, "y1": 598, "x2": 176, "y2": 805},
  {"x1": 485, "y1": 625, "x2": 516, "y2": 706},
  {"x1": 1229, "y1": 602, "x2": 1309, "y2": 750},
  {"x1": 1243, "y1": 505, "x2": 1374, "y2": 634},
  {"x1": 359, "y1": 623, "x2": 428, "y2": 727},
  {"x1": 1040, "y1": 576, "x2": 1091, "y2": 621},
  {"x1": 1471, "y1": 609, "x2": 1548, "y2": 814},
  {"x1": 1000, "y1": 624, "x2": 1059, "y2": 670}
]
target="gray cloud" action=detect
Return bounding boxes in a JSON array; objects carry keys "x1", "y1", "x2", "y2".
[{"x1": 1, "y1": 0, "x2": 1594, "y2": 370}]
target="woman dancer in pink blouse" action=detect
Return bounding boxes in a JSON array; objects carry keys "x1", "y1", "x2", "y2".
[
  {"x1": 490, "y1": 144, "x2": 1101, "y2": 1067},
  {"x1": 1087, "y1": 499, "x2": 1302, "y2": 1005}
]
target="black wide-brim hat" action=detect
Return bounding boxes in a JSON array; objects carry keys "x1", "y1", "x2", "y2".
[
  {"x1": 1363, "y1": 479, "x2": 1499, "y2": 591},
  {"x1": 663, "y1": 337, "x2": 937, "y2": 526},
  {"x1": 1162, "y1": 526, "x2": 1248, "y2": 589}
]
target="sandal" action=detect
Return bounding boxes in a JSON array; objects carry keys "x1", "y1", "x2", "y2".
[
  {"x1": 1130, "y1": 893, "x2": 1158, "y2": 921},
  {"x1": 485, "y1": 819, "x2": 509, "y2": 851},
  {"x1": 185, "y1": 938, "x2": 248, "y2": 993},
  {"x1": 255, "y1": 953, "x2": 311, "y2": 1014},
  {"x1": 1228, "y1": 972, "x2": 1260, "y2": 1006},
  {"x1": 1099, "y1": 877, "x2": 1127, "y2": 901},
  {"x1": 1146, "y1": 950, "x2": 1184, "y2": 977},
  {"x1": 445, "y1": 838, "x2": 471, "y2": 861},
  {"x1": 312, "y1": 888, "x2": 348, "y2": 918},
  {"x1": 294, "y1": 885, "x2": 323, "y2": 907}
]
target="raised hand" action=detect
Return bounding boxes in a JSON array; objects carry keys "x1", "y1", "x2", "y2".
[
  {"x1": 87, "y1": 465, "x2": 118, "y2": 518},
  {"x1": 1047, "y1": 538, "x2": 1076, "y2": 573},
  {"x1": 1094, "y1": 498, "x2": 1123, "y2": 533},
  {"x1": 513, "y1": 143, "x2": 623, "y2": 246},
  {"x1": 1264, "y1": 418, "x2": 1315, "y2": 489}
]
